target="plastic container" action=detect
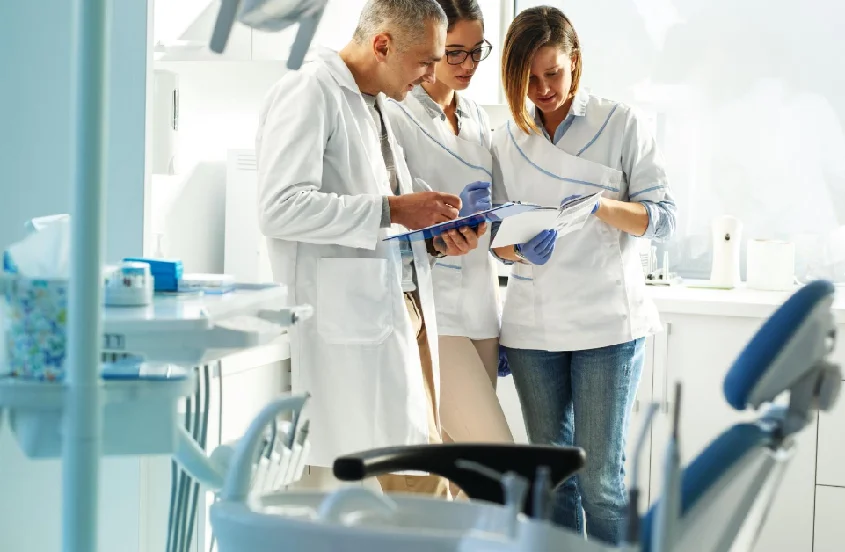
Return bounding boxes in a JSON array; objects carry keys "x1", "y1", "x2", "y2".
[{"x1": 104, "y1": 262, "x2": 154, "y2": 307}]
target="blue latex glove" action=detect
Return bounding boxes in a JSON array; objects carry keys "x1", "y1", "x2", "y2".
[
  {"x1": 516, "y1": 229, "x2": 558, "y2": 265},
  {"x1": 497, "y1": 345, "x2": 511, "y2": 377},
  {"x1": 561, "y1": 194, "x2": 600, "y2": 214},
  {"x1": 459, "y1": 181, "x2": 492, "y2": 217}
]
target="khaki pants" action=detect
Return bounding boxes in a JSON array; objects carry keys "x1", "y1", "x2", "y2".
[
  {"x1": 376, "y1": 292, "x2": 451, "y2": 498},
  {"x1": 439, "y1": 336, "x2": 514, "y2": 444},
  {"x1": 439, "y1": 335, "x2": 514, "y2": 498}
]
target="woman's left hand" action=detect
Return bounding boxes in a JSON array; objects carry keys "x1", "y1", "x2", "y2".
[{"x1": 434, "y1": 222, "x2": 488, "y2": 256}]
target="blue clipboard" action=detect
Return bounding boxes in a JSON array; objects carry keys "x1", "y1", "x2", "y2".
[{"x1": 383, "y1": 202, "x2": 542, "y2": 242}]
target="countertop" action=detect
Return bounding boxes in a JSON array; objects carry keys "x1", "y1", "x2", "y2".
[
  {"x1": 500, "y1": 280, "x2": 845, "y2": 323},
  {"x1": 646, "y1": 281, "x2": 845, "y2": 322}
]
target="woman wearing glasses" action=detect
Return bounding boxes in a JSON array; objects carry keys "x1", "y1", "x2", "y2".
[{"x1": 384, "y1": 0, "x2": 514, "y2": 451}]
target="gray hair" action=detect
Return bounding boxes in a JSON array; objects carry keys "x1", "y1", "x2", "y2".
[{"x1": 353, "y1": 0, "x2": 448, "y2": 50}]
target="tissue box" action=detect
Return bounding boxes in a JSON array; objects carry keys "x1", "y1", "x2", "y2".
[{"x1": 0, "y1": 275, "x2": 68, "y2": 381}]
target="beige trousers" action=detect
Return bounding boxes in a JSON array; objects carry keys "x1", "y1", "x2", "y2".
[
  {"x1": 439, "y1": 335, "x2": 514, "y2": 445},
  {"x1": 374, "y1": 292, "x2": 451, "y2": 498}
]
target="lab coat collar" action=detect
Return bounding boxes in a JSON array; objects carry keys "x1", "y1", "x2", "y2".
[
  {"x1": 532, "y1": 87, "x2": 589, "y2": 125},
  {"x1": 411, "y1": 85, "x2": 470, "y2": 121},
  {"x1": 316, "y1": 47, "x2": 362, "y2": 94}
]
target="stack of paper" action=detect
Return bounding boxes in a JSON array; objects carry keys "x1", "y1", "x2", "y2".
[{"x1": 490, "y1": 192, "x2": 602, "y2": 248}]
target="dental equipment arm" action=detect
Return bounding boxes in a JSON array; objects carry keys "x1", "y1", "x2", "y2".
[
  {"x1": 171, "y1": 394, "x2": 310, "y2": 496},
  {"x1": 653, "y1": 383, "x2": 682, "y2": 552},
  {"x1": 333, "y1": 443, "x2": 585, "y2": 516},
  {"x1": 210, "y1": 0, "x2": 329, "y2": 70},
  {"x1": 626, "y1": 402, "x2": 659, "y2": 547}
]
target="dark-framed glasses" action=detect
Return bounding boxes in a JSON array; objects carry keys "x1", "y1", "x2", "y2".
[{"x1": 445, "y1": 40, "x2": 493, "y2": 65}]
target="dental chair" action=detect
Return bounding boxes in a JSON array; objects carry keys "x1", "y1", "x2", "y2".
[
  {"x1": 205, "y1": 280, "x2": 841, "y2": 552},
  {"x1": 639, "y1": 278, "x2": 841, "y2": 551}
]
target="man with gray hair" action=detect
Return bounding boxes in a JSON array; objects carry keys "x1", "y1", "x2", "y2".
[{"x1": 256, "y1": 0, "x2": 490, "y2": 497}]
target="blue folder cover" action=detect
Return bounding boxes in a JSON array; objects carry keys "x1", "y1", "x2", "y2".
[{"x1": 383, "y1": 203, "x2": 542, "y2": 242}]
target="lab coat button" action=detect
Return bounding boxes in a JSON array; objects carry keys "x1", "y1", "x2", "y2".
[
  {"x1": 622, "y1": 314, "x2": 629, "y2": 320},
  {"x1": 616, "y1": 279, "x2": 622, "y2": 285}
]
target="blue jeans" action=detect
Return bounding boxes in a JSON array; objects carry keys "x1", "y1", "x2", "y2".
[{"x1": 504, "y1": 339, "x2": 644, "y2": 545}]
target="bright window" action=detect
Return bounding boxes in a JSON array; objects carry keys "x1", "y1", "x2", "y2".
[
  {"x1": 463, "y1": 0, "x2": 505, "y2": 105},
  {"x1": 509, "y1": 0, "x2": 845, "y2": 282}
]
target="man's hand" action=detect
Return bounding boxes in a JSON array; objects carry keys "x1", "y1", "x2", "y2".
[
  {"x1": 389, "y1": 192, "x2": 461, "y2": 230},
  {"x1": 433, "y1": 222, "x2": 488, "y2": 256}
]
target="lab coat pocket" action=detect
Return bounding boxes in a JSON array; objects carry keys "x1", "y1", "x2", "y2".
[
  {"x1": 431, "y1": 258, "x2": 464, "y2": 322},
  {"x1": 503, "y1": 263, "x2": 536, "y2": 327},
  {"x1": 316, "y1": 258, "x2": 394, "y2": 345}
]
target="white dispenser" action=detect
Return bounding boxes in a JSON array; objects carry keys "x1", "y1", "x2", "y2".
[
  {"x1": 710, "y1": 215, "x2": 743, "y2": 289},
  {"x1": 152, "y1": 69, "x2": 179, "y2": 174}
]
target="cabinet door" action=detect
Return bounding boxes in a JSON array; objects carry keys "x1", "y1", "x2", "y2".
[
  {"x1": 649, "y1": 314, "x2": 816, "y2": 552},
  {"x1": 154, "y1": 0, "x2": 251, "y2": 61},
  {"x1": 252, "y1": 0, "x2": 367, "y2": 61},
  {"x1": 625, "y1": 334, "x2": 656, "y2": 505},
  {"x1": 817, "y1": 384, "x2": 845, "y2": 487},
  {"x1": 814, "y1": 486, "x2": 845, "y2": 552}
]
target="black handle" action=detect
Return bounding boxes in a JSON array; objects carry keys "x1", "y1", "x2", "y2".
[{"x1": 333, "y1": 443, "x2": 585, "y2": 516}]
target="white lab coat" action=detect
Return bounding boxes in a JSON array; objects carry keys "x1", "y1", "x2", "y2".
[
  {"x1": 492, "y1": 92, "x2": 668, "y2": 352},
  {"x1": 256, "y1": 49, "x2": 440, "y2": 467},
  {"x1": 384, "y1": 90, "x2": 501, "y2": 339}
]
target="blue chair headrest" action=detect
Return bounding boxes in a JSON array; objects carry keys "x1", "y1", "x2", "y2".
[
  {"x1": 640, "y1": 423, "x2": 771, "y2": 552},
  {"x1": 723, "y1": 280, "x2": 835, "y2": 410}
]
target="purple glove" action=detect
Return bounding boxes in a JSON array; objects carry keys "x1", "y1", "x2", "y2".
[
  {"x1": 516, "y1": 229, "x2": 558, "y2": 265},
  {"x1": 459, "y1": 181, "x2": 492, "y2": 217},
  {"x1": 561, "y1": 194, "x2": 600, "y2": 214}
]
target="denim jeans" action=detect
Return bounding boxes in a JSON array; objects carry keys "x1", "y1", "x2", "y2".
[{"x1": 504, "y1": 339, "x2": 645, "y2": 545}]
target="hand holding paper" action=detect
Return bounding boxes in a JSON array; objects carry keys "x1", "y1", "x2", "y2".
[
  {"x1": 516, "y1": 229, "x2": 558, "y2": 265},
  {"x1": 490, "y1": 192, "x2": 603, "y2": 248}
]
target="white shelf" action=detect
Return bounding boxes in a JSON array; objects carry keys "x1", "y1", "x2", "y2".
[
  {"x1": 0, "y1": 282, "x2": 311, "y2": 459},
  {"x1": 0, "y1": 375, "x2": 195, "y2": 459},
  {"x1": 100, "y1": 283, "x2": 307, "y2": 364}
]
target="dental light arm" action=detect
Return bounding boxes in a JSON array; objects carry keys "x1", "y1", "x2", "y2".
[{"x1": 210, "y1": 0, "x2": 329, "y2": 69}]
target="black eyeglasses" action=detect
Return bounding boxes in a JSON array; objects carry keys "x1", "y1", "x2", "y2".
[{"x1": 445, "y1": 40, "x2": 493, "y2": 65}]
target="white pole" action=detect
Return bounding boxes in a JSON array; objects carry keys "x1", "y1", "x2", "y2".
[
  {"x1": 63, "y1": 0, "x2": 109, "y2": 550},
  {"x1": 498, "y1": 0, "x2": 516, "y2": 105}
]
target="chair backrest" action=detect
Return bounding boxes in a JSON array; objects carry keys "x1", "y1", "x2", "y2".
[{"x1": 723, "y1": 279, "x2": 836, "y2": 412}]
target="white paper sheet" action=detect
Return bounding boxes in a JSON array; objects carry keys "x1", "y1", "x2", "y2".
[
  {"x1": 490, "y1": 208, "x2": 558, "y2": 248},
  {"x1": 490, "y1": 192, "x2": 602, "y2": 248}
]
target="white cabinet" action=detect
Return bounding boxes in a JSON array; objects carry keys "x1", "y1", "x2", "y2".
[
  {"x1": 817, "y1": 390, "x2": 845, "y2": 487},
  {"x1": 814, "y1": 486, "x2": 845, "y2": 552},
  {"x1": 153, "y1": 0, "x2": 252, "y2": 61},
  {"x1": 252, "y1": 0, "x2": 366, "y2": 61},
  {"x1": 648, "y1": 315, "x2": 762, "y2": 502}
]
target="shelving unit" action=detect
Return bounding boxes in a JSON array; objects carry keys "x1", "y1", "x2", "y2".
[{"x1": 0, "y1": 283, "x2": 307, "y2": 463}]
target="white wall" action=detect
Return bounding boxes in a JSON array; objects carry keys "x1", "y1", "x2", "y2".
[
  {"x1": 0, "y1": 1, "x2": 150, "y2": 551},
  {"x1": 150, "y1": 61, "x2": 287, "y2": 273}
]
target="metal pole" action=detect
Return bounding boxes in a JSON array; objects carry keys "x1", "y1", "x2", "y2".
[{"x1": 63, "y1": 0, "x2": 109, "y2": 550}]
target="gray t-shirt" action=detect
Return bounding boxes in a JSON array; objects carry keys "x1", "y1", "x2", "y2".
[{"x1": 363, "y1": 93, "x2": 416, "y2": 293}]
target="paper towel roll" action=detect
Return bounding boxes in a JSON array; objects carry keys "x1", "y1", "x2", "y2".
[{"x1": 747, "y1": 239, "x2": 795, "y2": 291}]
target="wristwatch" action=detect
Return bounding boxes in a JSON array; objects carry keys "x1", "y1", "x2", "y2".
[{"x1": 514, "y1": 243, "x2": 529, "y2": 263}]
